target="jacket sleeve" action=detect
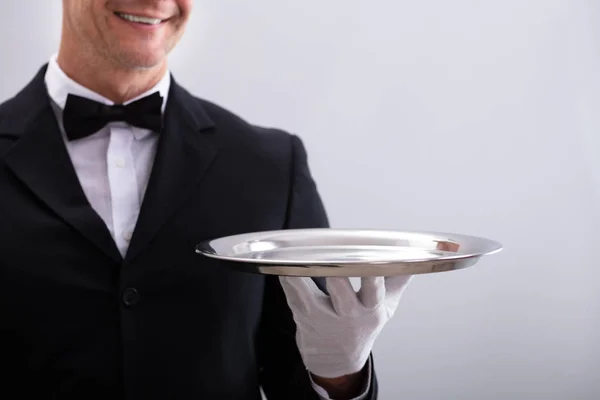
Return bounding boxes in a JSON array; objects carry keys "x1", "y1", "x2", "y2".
[{"x1": 256, "y1": 134, "x2": 379, "y2": 399}]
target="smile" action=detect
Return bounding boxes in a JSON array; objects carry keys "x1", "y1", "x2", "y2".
[{"x1": 114, "y1": 12, "x2": 165, "y2": 25}]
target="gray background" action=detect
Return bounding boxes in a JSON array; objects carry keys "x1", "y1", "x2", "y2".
[{"x1": 1, "y1": 1, "x2": 599, "y2": 399}]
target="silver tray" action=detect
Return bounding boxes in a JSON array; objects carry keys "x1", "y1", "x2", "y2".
[{"x1": 195, "y1": 228, "x2": 503, "y2": 277}]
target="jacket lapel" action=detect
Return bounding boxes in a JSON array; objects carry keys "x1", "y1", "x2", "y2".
[
  {"x1": 3, "y1": 66, "x2": 122, "y2": 263},
  {"x1": 124, "y1": 78, "x2": 218, "y2": 263}
]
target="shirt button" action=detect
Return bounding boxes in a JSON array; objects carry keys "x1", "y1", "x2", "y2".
[
  {"x1": 114, "y1": 156, "x2": 126, "y2": 168},
  {"x1": 122, "y1": 288, "x2": 140, "y2": 307},
  {"x1": 123, "y1": 230, "x2": 133, "y2": 242}
]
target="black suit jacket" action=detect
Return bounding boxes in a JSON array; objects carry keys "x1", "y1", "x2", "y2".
[{"x1": 0, "y1": 66, "x2": 378, "y2": 399}]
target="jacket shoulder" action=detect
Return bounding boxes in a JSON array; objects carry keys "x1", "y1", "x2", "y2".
[
  {"x1": 0, "y1": 95, "x2": 29, "y2": 157},
  {"x1": 199, "y1": 97, "x2": 293, "y2": 139},
  {"x1": 0, "y1": 94, "x2": 27, "y2": 132},
  {"x1": 0, "y1": 65, "x2": 49, "y2": 138},
  {"x1": 191, "y1": 95, "x2": 298, "y2": 157}
]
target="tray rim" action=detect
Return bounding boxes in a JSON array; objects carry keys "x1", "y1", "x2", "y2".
[{"x1": 195, "y1": 228, "x2": 503, "y2": 266}]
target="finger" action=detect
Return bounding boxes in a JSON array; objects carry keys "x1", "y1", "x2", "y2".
[
  {"x1": 279, "y1": 276, "x2": 323, "y2": 314},
  {"x1": 326, "y1": 277, "x2": 358, "y2": 316},
  {"x1": 358, "y1": 276, "x2": 385, "y2": 308}
]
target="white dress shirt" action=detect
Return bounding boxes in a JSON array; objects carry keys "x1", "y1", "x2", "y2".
[
  {"x1": 44, "y1": 54, "x2": 169, "y2": 258},
  {"x1": 43, "y1": 54, "x2": 368, "y2": 400}
]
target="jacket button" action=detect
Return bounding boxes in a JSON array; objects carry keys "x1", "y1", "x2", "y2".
[{"x1": 122, "y1": 288, "x2": 140, "y2": 307}]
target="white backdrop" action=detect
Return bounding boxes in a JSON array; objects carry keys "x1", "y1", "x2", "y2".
[{"x1": 2, "y1": 1, "x2": 599, "y2": 399}]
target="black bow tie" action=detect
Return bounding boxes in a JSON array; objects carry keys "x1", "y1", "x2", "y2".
[{"x1": 62, "y1": 92, "x2": 164, "y2": 141}]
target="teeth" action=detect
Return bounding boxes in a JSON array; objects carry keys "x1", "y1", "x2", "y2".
[{"x1": 116, "y1": 13, "x2": 162, "y2": 25}]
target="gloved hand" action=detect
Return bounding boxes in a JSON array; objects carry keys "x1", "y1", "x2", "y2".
[{"x1": 279, "y1": 275, "x2": 412, "y2": 378}]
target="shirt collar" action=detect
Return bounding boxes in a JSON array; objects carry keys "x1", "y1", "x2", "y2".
[{"x1": 44, "y1": 53, "x2": 171, "y2": 113}]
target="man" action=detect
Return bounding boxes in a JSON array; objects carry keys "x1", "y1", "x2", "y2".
[{"x1": 0, "y1": 1, "x2": 411, "y2": 399}]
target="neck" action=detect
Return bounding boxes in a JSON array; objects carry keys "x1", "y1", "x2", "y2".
[{"x1": 56, "y1": 43, "x2": 167, "y2": 105}]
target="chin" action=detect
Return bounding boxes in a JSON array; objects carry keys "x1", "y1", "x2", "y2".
[{"x1": 115, "y1": 50, "x2": 167, "y2": 70}]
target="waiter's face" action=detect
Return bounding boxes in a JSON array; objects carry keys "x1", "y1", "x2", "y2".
[{"x1": 62, "y1": 0, "x2": 193, "y2": 69}]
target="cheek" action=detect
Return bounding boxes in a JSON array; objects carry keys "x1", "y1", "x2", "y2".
[
  {"x1": 91, "y1": 14, "x2": 111, "y2": 45},
  {"x1": 83, "y1": 3, "x2": 104, "y2": 37},
  {"x1": 179, "y1": 0, "x2": 194, "y2": 20},
  {"x1": 170, "y1": 16, "x2": 190, "y2": 39}
]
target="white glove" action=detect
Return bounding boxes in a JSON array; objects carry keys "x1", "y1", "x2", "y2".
[{"x1": 279, "y1": 275, "x2": 412, "y2": 378}]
